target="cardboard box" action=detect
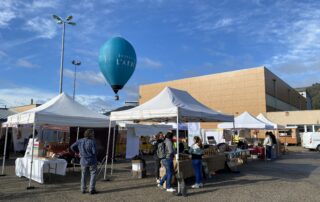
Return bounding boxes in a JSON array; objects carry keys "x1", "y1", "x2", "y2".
[{"x1": 132, "y1": 170, "x2": 146, "y2": 178}]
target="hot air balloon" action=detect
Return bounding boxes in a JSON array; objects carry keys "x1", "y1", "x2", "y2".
[{"x1": 99, "y1": 37, "x2": 137, "y2": 100}]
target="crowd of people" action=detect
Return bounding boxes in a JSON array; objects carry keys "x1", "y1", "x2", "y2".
[
  {"x1": 150, "y1": 132, "x2": 204, "y2": 192},
  {"x1": 70, "y1": 129, "x2": 278, "y2": 195}
]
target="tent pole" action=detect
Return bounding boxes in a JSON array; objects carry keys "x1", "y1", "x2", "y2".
[
  {"x1": 110, "y1": 125, "x2": 116, "y2": 175},
  {"x1": 103, "y1": 120, "x2": 112, "y2": 180},
  {"x1": 176, "y1": 114, "x2": 180, "y2": 193},
  {"x1": 27, "y1": 123, "x2": 36, "y2": 189},
  {"x1": 76, "y1": 127, "x2": 80, "y2": 140},
  {"x1": 1, "y1": 126, "x2": 9, "y2": 176},
  {"x1": 232, "y1": 117, "x2": 236, "y2": 145}
]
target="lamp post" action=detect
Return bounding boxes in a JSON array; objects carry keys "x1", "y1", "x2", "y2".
[
  {"x1": 53, "y1": 15, "x2": 76, "y2": 94},
  {"x1": 72, "y1": 60, "x2": 81, "y2": 100}
]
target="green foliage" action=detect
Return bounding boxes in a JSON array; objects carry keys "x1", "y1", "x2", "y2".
[{"x1": 307, "y1": 83, "x2": 320, "y2": 109}]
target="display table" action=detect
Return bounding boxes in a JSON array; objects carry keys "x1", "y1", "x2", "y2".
[
  {"x1": 248, "y1": 147, "x2": 265, "y2": 159},
  {"x1": 160, "y1": 153, "x2": 226, "y2": 180},
  {"x1": 15, "y1": 157, "x2": 68, "y2": 184}
]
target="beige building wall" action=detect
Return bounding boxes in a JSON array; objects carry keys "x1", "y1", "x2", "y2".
[
  {"x1": 10, "y1": 104, "x2": 40, "y2": 113},
  {"x1": 139, "y1": 66, "x2": 307, "y2": 129},
  {"x1": 265, "y1": 110, "x2": 320, "y2": 126},
  {"x1": 140, "y1": 67, "x2": 267, "y2": 128}
]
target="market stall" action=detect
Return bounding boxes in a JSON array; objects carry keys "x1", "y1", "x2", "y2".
[
  {"x1": 107, "y1": 87, "x2": 234, "y2": 190},
  {"x1": 117, "y1": 122, "x2": 172, "y2": 159},
  {"x1": 218, "y1": 111, "x2": 272, "y2": 160},
  {"x1": 1, "y1": 93, "x2": 110, "y2": 187},
  {"x1": 256, "y1": 113, "x2": 285, "y2": 158}
]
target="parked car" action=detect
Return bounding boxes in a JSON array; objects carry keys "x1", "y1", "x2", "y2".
[{"x1": 302, "y1": 132, "x2": 320, "y2": 151}]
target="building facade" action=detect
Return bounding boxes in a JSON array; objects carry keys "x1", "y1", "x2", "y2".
[{"x1": 139, "y1": 66, "x2": 307, "y2": 128}]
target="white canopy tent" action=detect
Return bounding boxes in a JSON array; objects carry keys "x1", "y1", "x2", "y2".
[
  {"x1": 256, "y1": 113, "x2": 285, "y2": 130},
  {"x1": 104, "y1": 87, "x2": 234, "y2": 189},
  {"x1": 1, "y1": 93, "x2": 110, "y2": 187},
  {"x1": 218, "y1": 111, "x2": 271, "y2": 129},
  {"x1": 6, "y1": 93, "x2": 109, "y2": 127}
]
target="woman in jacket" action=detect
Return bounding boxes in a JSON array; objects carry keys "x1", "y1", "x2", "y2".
[{"x1": 189, "y1": 136, "x2": 204, "y2": 188}]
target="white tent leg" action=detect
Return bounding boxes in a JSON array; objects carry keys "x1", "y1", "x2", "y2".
[
  {"x1": 76, "y1": 127, "x2": 80, "y2": 140},
  {"x1": 27, "y1": 123, "x2": 36, "y2": 189},
  {"x1": 176, "y1": 115, "x2": 180, "y2": 193},
  {"x1": 1, "y1": 126, "x2": 9, "y2": 176},
  {"x1": 232, "y1": 118, "x2": 236, "y2": 145},
  {"x1": 110, "y1": 126, "x2": 116, "y2": 175},
  {"x1": 103, "y1": 120, "x2": 112, "y2": 180}
]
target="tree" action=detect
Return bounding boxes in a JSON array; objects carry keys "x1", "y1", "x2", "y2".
[{"x1": 307, "y1": 83, "x2": 320, "y2": 109}]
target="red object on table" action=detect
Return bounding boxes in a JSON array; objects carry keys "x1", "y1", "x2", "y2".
[{"x1": 249, "y1": 147, "x2": 265, "y2": 159}]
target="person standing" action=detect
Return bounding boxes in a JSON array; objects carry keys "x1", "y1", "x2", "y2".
[
  {"x1": 70, "y1": 129, "x2": 98, "y2": 194},
  {"x1": 269, "y1": 132, "x2": 277, "y2": 159},
  {"x1": 263, "y1": 132, "x2": 272, "y2": 160},
  {"x1": 150, "y1": 132, "x2": 165, "y2": 183},
  {"x1": 158, "y1": 132, "x2": 176, "y2": 192},
  {"x1": 189, "y1": 136, "x2": 204, "y2": 188}
]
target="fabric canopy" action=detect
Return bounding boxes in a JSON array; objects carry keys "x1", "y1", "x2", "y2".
[
  {"x1": 110, "y1": 87, "x2": 233, "y2": 122},
  {"x1": 218, "y1": 111, "x2": 270, "y2": 129},
  {"x1": 6, "y1": 93, "x2": 109, "y2": 127},
  {"x1": 256, "y1": 113, "x2": 285, "y2": 130},
  {"x1": 118, "y1": 123, "x2": 172, "y2": 137}
]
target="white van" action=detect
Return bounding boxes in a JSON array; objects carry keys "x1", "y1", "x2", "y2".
[{"x1": 302, "y1": 132, "x2": 320, "y2": 151}]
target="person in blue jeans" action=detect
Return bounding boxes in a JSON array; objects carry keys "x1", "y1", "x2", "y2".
[
  {"x1": 189, "y1": 136, "x2": 204, "y2": 188},
  {"x1": 263, "y1": 132, "x2": 272, "y2": 160},
  {"x1": 158, "y1": 132, "x2": 176, "y2": 192},
  {"x1": 70, "y1": 129, "x2": 98, "y2": 194}
]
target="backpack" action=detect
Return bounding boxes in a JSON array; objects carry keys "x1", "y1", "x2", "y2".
[{"x1": 156, "y1": 141, "x2": 166, "y2": 159}]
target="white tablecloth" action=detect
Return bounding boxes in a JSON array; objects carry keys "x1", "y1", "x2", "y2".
[{"x1": 15, "y1": 157, "x2": 68, "y2": 184}]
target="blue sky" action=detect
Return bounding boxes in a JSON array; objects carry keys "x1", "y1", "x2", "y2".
[{"x1": 1, "y1": 0, "x2": 320, "y2": 112}]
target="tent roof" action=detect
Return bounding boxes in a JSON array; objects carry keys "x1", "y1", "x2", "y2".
[
  {"x1": 110, "y1": 87, "x2": 233, "y2": 122},
  {"x1": 6, "y1": 93, "x2": 109, "y2": 127},
  {"x1": 256, "y1": 113, "x2": 285, "y2": 130},
  {"x1": 118, "y1": 123, "x2": 172, "y2": 137},
  {"x1": 218, "y1": 111, "x2": 269, "y2": 129}
]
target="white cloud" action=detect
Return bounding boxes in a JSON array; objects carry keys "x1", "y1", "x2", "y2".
[
  {"x1": 30, "y1": 0, "x2": 58, "y2": 9},
  {"x1": 0, "y1": 87, "x2": 55, "y2": 107},
  {"x1": 75, "y1": 94, "x2": 114, "y2": 112},
  {"x1": 25, "y1": 17, "x2": 57, "y2": 39},
  {"x1": 0, "y1": 87, "x2": 114, "y2": 112},
  {"x1": 0, "y1": 9, "x2": 16, "y2": 27},
  {"x1": 139, "y1": 57, "x2": 162, "y2": 69},
  {"x1": 64, "y1": 69, "x2": 106, "y2": 85},
  {"x1": 260, "y1": 3, "x2": 320, "y2": 84},
  {"x1": 16, "y1": 58, "x2": 38, "y2": 69},
  {"x1": 213, "y1": 18, "x2": 233, "y2": 29},
  {"x1": 0, "y1": 0, "x2": 18, "y2": 28}
]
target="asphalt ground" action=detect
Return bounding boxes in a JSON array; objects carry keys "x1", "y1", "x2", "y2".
[{"x1": 0, "y1": 147, "x2": 319, "y2": 202}]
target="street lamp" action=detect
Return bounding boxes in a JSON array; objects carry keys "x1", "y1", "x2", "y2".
[
  {"x1": 72, "y1": 60, "x2": 81, "y2": 100},
  {"x1": 52, "y1": 15, "x2": 76, "y2": 94}
]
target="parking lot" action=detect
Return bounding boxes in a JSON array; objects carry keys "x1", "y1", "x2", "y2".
[{"x1": 0, "y1": 147, "x2": 319, "y2": 202}]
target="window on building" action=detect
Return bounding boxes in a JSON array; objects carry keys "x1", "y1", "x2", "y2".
[
  {"x1": 306, "y1": 125, "x2": 313, "y2": 132},
  {"x1": 295, "y1": 125, "x2": 305, "y2": 133},
  {"x1": 314, "y1": 125, "x2": 320, "y2": 132}
]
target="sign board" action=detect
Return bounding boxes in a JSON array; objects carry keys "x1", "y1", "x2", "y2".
[{"x1": 187, "y1": 122, "x2": 201, "y2": 147}]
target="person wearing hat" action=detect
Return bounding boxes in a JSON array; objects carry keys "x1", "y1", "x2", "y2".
[{"x1": 71, "y1": 129, "x2": 98, "y2": 194}]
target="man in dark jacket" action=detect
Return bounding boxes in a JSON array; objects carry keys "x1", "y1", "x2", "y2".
[{"x1": 70, "y1": 129, "x2": 98, "y2": 194}]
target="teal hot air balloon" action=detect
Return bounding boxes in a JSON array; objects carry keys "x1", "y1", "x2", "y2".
[{"x1": 99, "y1": 37, "x2": 136, "y2": 100}]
